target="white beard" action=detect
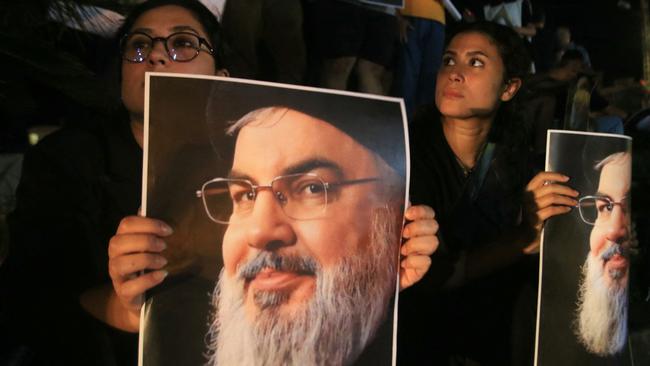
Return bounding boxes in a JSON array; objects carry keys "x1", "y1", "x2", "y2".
[
  {"x1": 575, "y1": 249, "x2": 628, "y2": 356},
  {"x1": 206, "y1": 208, "x2": 398, "y2": 366}
]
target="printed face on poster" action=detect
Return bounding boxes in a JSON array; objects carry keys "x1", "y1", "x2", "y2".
[
  {"x1": 140, "y1": 73, "x2": 409, "y2": 366},
  {"x1": 535, "y1": 130, "x2": 632, "y2": 366}
]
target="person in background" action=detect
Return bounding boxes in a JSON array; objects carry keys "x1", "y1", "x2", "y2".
[
  {"x1": 392, "y1": 0, "x2": 446, "y2": 119},
  {"x1": 219, "y1": 0, "x2": 306, "y2": 84},
  {"x1": 313, "y1": 0, "x2": 398, "y2": 95},
  {"x1": 482, "y1": 0, "x2": 538, "y2": 39},
  {"x1": 555, "y1": 26, "x2": 591, "y2": 69},
  {"x1": 524, "y1": 50, "x2": 627, "y2": 166},
  {"x1": 398, "y1": 21, "x2": 578, "y2": 365},
  {"x1": 0, "y1": 1, "x2": 226, "y2": 364}
]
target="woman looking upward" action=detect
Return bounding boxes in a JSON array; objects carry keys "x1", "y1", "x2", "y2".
[{"x1": 399, "y1": 22, "x2": 577, "y2": 365}]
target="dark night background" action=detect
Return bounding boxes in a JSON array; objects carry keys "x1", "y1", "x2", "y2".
[{"x1": 0, "y1": 0, "x2": 646, "y2": 153}]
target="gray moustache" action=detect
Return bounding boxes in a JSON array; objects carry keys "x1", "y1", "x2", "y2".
[
  {"x1": 601, "y1": 243, "x2": 628, "y2": 262},
  {"x1": 239, "y1": 252, "x2": 319, "y2": 281}
]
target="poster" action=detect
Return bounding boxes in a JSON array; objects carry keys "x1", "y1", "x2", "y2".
[
  {"x1": 535, "y1": 130, "x2": 633, "y2": 365},
  {"x1": 140, "y1": 73, "x2": 409, "y2": 366}
]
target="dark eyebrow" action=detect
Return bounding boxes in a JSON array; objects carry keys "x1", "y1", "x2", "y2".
[
  {"x1": 282, "y1": 158, "x2": 344, "y2": 177},
  {"x1": 443, "y1": 50, "x2": 489, "y2": 58},
  {"x1": 466, "y1": 51, "x2": 489, "y2": 58},
  {"x1": 228, "y1": 158, "x2": 345, "y2": 183},
  {"x1": 170, "y1": 25, "x2": 201, "y2": 34},
  {"x1": 594, "y1": 192, "x2": 611, "y2": 199}
]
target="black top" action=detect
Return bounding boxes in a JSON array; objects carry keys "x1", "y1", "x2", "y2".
[
  {"x1": 1, "y1": 114, "x2": 141, "y2": 366},
  {"x1": 398, "y1": 108, "x2": 538, "y2": 366}
]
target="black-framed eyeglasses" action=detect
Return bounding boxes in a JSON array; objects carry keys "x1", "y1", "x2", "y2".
[
  {"x1": 195, "y1": 173, "x2": 380, "y2": 224},
  {"x1": 576, "y1": 195, "x2": 628, "y2": 225},
  {"x1": 120, "y1": 31, "x2": 214, "y2": 63}
]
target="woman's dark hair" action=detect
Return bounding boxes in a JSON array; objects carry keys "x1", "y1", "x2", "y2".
[
  {"x1": 446, "y1": 21, "x2": 533, "y2": 188},
  {"x1": 115, "y1": 0, "x2": 222, "y2": 68}
]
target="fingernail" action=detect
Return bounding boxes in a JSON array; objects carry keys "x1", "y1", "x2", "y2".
[
  {"x1": 160, "y1": 223, "x2": 173, "y2": 235},
  {"x1": 156, "y1": 239, "x2": 167, "y2": 251},
  {"x1": 157, "y1": 256, "x2": 168, "y2": 266},
  {"x1": 154, "y1": 270, "x2": 168, "y2": 281},
  {"x1": 402, "y1": 228, "x2": 410, "y2": 238}
]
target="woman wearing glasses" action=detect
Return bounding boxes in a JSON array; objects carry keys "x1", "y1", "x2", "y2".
[
  {"x1": 4, "y1": 1, "x2": 438, "y2": 365},
  {"x1": 397, "y1": 22, "x2": 578, "y2": 365},
  {"x1": 4, "y1": 1, "x2": 225, "y2": 365}
]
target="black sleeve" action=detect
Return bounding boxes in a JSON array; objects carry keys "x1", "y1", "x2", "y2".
[{"x1": 0, "y1": 130, "x2": 136, "y2": 365}]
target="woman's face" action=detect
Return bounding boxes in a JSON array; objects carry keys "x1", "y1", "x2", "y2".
[
  {"x1": 435, "y1": 32, "x2": 517, "y2": 121},
  {"x1": 121, "y1": 5, "x2": 216, "y2": 122}
]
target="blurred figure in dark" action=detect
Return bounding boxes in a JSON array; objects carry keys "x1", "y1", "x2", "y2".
[
  {"x1": 313, "y1": 0, "x2": 398, "y2": 95},
  {"x1": 392, "y1": 0, "x2": 446, "y2": 118},
  {"x1": 525, "y1": 50, "x2": 627, "y2": 165},
  {"x1": 220, "y1": 0, "x2": 306, "y2": 84},
  {"x1": 555, "y1": 26, "x2": 591, "y2": 69}
]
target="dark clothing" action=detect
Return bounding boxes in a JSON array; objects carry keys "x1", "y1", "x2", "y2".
[
  {"x1": 354, "y1": 313, "x2": 394, "y2": 366},
  {"x1": 221, "y1": 0, "x2": 306, "y2": 84},
  {"x1": 1, "y1": 114, "x2": 141, "y2": 365},
  {"x1": 398, "y1": 109, "x2": 537, "y2": 366},
  {"x1": 392, "y1": 17, "x2": 445, "y2": 119},
  {"x1": 313, "y1": 0, "x2": 398, "y2": 68}
]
